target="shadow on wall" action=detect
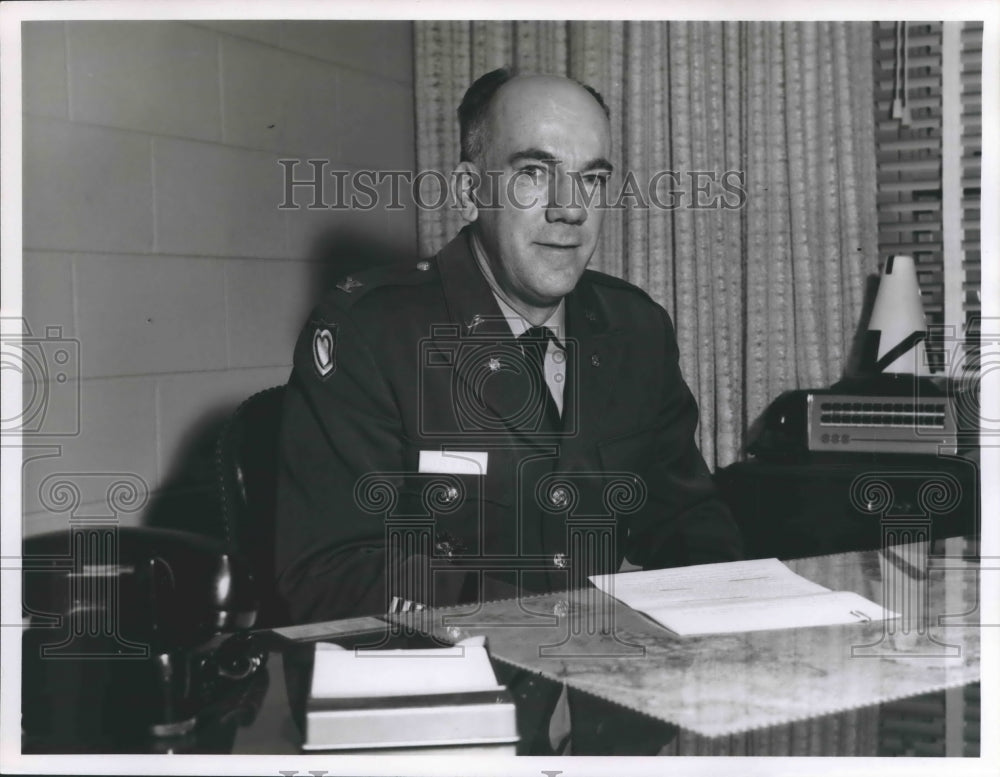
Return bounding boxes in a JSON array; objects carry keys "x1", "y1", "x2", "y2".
[
  {"x1": 146, "y1": 226, "x2": 413, "y2": 539},
  {"x1": 305, "y1": 223, "x2": 409, "y2": 293}
]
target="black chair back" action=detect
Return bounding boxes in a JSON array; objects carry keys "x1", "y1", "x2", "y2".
[{"x1": 216, "y1": 385, "x2": 287, "y2": 627}]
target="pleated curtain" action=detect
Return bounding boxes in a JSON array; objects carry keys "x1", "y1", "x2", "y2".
[{"x1": 414, "y1": 21, "x2": 879, "y2": 468}]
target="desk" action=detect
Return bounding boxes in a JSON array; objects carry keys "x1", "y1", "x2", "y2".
[
  {"x1": 25, "y1": 538, "x2": 976, "y2": 755},
  {"x1": 228, "y1": 536, "x2": 981, "y2": 756},
  {"x1": 715, "y1": 452, "x2": 979, "y2": 559}
]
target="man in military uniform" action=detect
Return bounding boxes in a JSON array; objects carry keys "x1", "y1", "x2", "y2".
[{"x1": 275, "y1": 68, "x2": 742, "y2": 627}]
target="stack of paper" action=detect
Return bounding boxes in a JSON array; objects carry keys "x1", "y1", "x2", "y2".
[
  {"x1": 589, "y1": 558, "x2": 898, "y2": 637},
  {"x1": 303, "y1": 636, "x2": 518, "y2": 752}
]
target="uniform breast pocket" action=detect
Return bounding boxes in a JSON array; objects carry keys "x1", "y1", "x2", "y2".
[
  {"x1": 423, "y1": 471, "x2": 512, "y2": 512},
  {"x1": 394, "y1": 469, "x2": 510, "y2": 559},
  {"x1": 405, "y1": 445, "x2": 514, "y2": 507},
  {"x1": 405, "y1": 443, "x2": 521, "y2": 555}
]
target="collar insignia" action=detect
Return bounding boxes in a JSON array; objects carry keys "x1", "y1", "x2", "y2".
[
  {"x1": 466, "y1": 314, "x2": 484, "y2": 334},
  {"x1": 336, "y1": 276, "x2": 363, "y2": 293}
]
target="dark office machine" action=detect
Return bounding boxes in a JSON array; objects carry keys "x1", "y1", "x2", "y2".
[
  {"x1": 716, "y1": 256, "x2": 980, "y2": 560},
  {"x1": 719, "y1": 375, "x2": 978, "y2": 560},
  {"x1": 22, "y1": 526, "x2": 267, "y2": 752},
  {"x1": 747, "y1": 379, "x2": 968, "y2": 457}
]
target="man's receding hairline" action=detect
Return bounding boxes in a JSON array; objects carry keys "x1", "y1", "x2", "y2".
[
  {"x1": 473, "y1": 74, "x2": 611, "y2": 165},
  {"x1": 459, "y1": 67, "x2": 611, "y2": 165},
  {"x1": 493, "y1": 73, "x2": 609, "y2": 118}
]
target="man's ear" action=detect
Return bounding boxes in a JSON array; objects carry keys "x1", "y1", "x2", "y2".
[{"x1": 452, "y1": 161, "x2": 481, "y2": 224}]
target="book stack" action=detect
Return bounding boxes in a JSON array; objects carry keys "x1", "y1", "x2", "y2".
[{"x1": 302, "y1": 636, "x2": 518, "y2": 754}]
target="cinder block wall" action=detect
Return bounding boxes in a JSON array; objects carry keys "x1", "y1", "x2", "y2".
[{"x1": 21, "y1": 20, "x2": 416, "y2": 536}]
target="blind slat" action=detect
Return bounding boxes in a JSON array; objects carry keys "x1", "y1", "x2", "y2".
[
  {"x1": 878, "y1": 219, "x2": 942, "y2": 230},
  {"x1": 876, "y1": 56, "x2": 940, "y2": 71},
  {"x1": 877, "y1": 36, "x2": 941, "y2": 50},
  {"x1": 878, "y1": 242, "x2": 942, "y2": 253},
  {"x1": 875, "y1": 77, "x2": 941, "y2": 95},
  {"x1": 876, "y1": 83, "x2": 941, "y2": 100},
  {"x1": 878, "y1": 118, "x2": 940, "y2": 131},
  {"x1": 882, "y1": 201, "x2": 942, "y2": 213},
  {"x1": 876, "y1": 97, "x2": 941, "y2": 111},
  {"x1": 879, "y1": 159, "x2": 941, "y2": 173},
  {"x1": 879, "y1": 137, "x2": 942, "y2": 152},
  {"x1": 878, "y1": 181, "x2": 941, "y2": 193}
]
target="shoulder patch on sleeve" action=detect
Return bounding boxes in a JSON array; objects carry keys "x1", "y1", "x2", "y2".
[{"x1": 311, "y1": 321, "x2": 338, "y2": 379}]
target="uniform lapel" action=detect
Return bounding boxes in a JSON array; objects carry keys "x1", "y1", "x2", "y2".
[
  {"x1": 434, "y1": 232, "x2": 625, "y2": 448},
  {"x1": 435, "y1": 227, "x2": 508, "y2": 338},
  {"x1": 434, "y1": 229, "x2": 547, "y2": 440},
  {"x1": 539, "y1": 277, "x2": 628, "y2": 588}
]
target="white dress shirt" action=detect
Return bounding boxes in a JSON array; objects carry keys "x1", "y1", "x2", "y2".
[{"x1": 490, "y1": 292, "x2": 567, "y2": 416}]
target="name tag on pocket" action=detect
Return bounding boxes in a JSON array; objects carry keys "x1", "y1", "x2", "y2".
[{"x1": 418, "y1": 450, "x2": 489, "y2": 475}]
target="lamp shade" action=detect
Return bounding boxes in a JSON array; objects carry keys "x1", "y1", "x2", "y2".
[{"x1": 867, "y1": 255, "x2": 932, "y2": 375}]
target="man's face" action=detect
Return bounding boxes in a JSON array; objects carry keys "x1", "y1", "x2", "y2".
[{"x1": 470, "y1": 76, "x2": 612, "y2": 311}]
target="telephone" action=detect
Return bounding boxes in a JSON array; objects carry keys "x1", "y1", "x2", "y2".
[{"x1": 22, "y1": 526, "x2": 267, "y2": 752}]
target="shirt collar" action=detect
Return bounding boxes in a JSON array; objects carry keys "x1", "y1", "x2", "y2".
[
  {"x1": 491, "y1": 292, "x2": 566, "y2": 345},
  {"x1": 468, "y1": 228, "x2": 567, "y2": 344}
]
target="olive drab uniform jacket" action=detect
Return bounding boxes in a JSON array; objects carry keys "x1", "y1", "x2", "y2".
[{"x1": 275, "y1": 228, "x2": 742, "y2": 624}]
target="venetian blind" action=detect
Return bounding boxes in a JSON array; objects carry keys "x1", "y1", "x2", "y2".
[
  {"x1": 874, "y1": 20, "x2": 983, "y2": 371},
  {"x1": 958, "y1": 22, "x2": 983, "y2": 371}
]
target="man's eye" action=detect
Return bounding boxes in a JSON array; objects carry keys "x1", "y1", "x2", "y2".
[
  {"x1": 583, "y1": 173, "x2": 610, "y2": 187},
  {"x1": 518, "y1": 165, "x2": 546, "y2": 184}
]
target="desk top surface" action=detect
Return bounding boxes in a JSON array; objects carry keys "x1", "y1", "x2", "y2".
[{"x1": 381, "y1": 537, "x2": 981, "y2": 737}]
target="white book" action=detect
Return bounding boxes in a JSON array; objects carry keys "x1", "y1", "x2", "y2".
[
  {"x1": 303, "y1": 638, "x2": 518, "y2": 751},
  {"x1": 589, "y1": 558, "x2": 898, "y2": 637}
]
